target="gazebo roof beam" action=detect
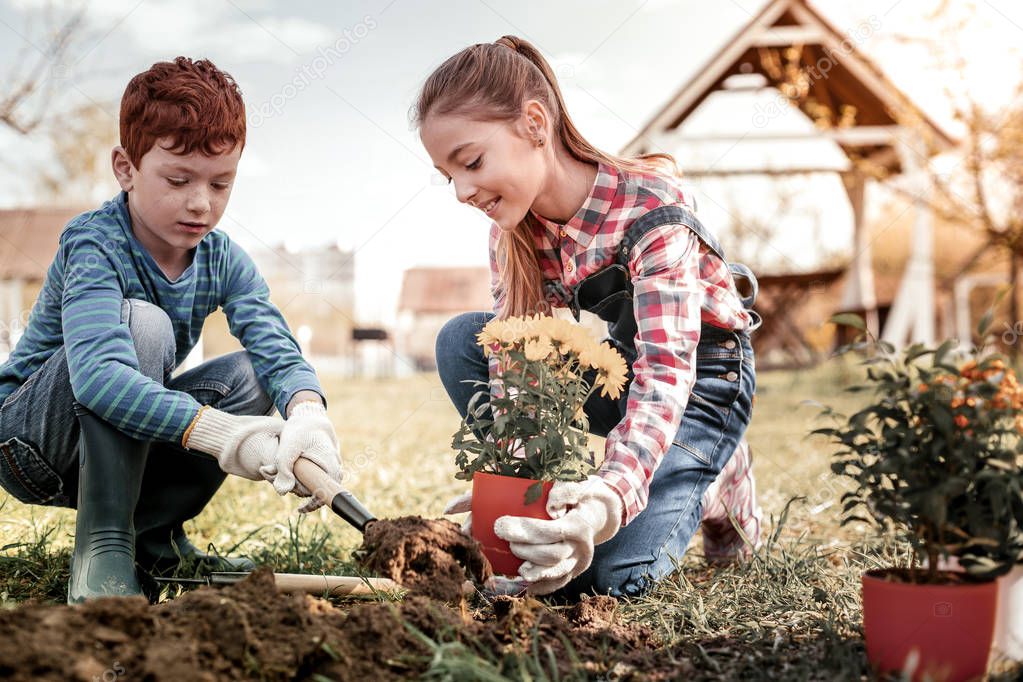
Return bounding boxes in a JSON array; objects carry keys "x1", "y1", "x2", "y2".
[
  {"x1": 622, "y1": 0, "x2": 794, "y2": 157},
  {"x1": 653, "y1": 125, "x2": 904, "y2": 149},
  {"x1": 621, "y1": 0, "x2": 956, "y2": 157},
  {"x1": 682, "y1": 165, "x2": 849, "y2": 177},
  {"x1": 750, "y1": 25, "x2": 826, "y2": 47}
]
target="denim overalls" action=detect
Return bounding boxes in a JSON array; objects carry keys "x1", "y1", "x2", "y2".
[
  {"x1": 435, "y1": 204, "x2": 760, "y2": 597},
  {"x1": 552, "y1": 204, "x2": 761, "y2": 359}
]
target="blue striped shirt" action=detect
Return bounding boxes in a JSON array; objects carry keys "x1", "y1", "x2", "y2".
[{"x1": 0, "y1": 192, "x2": 322, "y2": 443}]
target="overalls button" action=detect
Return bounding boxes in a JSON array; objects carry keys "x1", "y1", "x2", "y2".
[
  {"x1": 723, "y1": 339, "x2": 736, "y2": 349},
  {"x1": 726, "y1": 371, "x2": 739, "y2": 382}
]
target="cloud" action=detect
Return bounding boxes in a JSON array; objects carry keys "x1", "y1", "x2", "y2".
[
  {"x1": 197, "y1": 16, "x2": 335, "y2": 61},
  {"x1": 11, "y1": 0, "x2": 334, "y2": 64}
]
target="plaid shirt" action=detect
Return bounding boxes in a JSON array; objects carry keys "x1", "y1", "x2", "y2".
[{"x1": 488, "y1": 162, "x2": 753, "y2": 525}]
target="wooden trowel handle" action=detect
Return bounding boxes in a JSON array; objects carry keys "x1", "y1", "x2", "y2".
[
  {"x1": 272, "y1": 572, "x2": 401, "y2": 596},
  {"x1": 293, "y1": 457, "x2": 377, "y2": 533}
]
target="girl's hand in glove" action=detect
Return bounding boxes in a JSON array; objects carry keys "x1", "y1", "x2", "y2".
[
  {"x1": 443, "y1": 491, "x2": 473, "y2": 534},
  {"x1": 442, "y1": 491, "x2": 530, "y2": 597},
  {"x1": 493, "y1": 475, "x2": 623, "y2": 595}
]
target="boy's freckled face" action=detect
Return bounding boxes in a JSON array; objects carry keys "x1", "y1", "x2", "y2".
[
  {"x1": 126, "y1": 138, "x2": 241, "y2": 259},
  {"x1": 421, "y1": 114, "x2": 544, "y2": 230}
]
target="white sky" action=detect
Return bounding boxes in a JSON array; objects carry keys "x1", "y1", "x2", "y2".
[{"x1": 0, "y1": 0, "x2": 1020, "y2": 323}]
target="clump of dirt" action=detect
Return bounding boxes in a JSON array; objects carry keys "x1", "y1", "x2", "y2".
[
  {"x1": 0, "y1": 567, "x2": 682, "y2": 681},
  {"x1": 0, "y1": 515, "x2": 688, "y2": 680},
  {"x1": 358, "y1": 516, "x2": 492, "y2": 602},
  {"x1": 0, "y1": 569, "x2": 331, "y2": 681},
  {"x1": 472, "y1": 595, "x2": 686, "y2": 680}
]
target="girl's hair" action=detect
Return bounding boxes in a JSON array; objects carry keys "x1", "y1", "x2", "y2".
[{"x1": 413, "y1": 36, "x2": 678, "y2": 318}]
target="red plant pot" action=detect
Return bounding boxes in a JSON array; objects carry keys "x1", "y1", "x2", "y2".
[
  {"x1": 862, "y1": 569, "x2": 998, "y2": 682},
  {"x1": 471, "y1": 471, "x2": 553, "y2": 576}
]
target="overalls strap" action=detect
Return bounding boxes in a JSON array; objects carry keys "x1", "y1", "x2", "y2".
[
  {"x1": 617, "y1": 205, "x2": 728, "y2": 268},
  {"x1": 566, "y1": 204, "x2": 760, "y2": 354},
  {"x1": 618, "y1": 206, "x2": 758, "y2": 310}
]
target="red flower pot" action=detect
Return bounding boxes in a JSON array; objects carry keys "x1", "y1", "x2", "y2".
[
  {"x1": 471, "y1": 471, "x2": 553, "y2": 576},
  {"x1": 862, "y1": 569, "x2": 998, "y2": 682}
]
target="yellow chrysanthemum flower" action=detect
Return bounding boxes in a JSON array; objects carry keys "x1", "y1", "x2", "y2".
[
  {"x1": 505, "y1": 315, "x2": 540, "y2": 342},
  {"x1": 477, "y1": 318, "x2": 521, "y2": 348},
  {"x1": 523, "y1": 336, "x2": 554, "y2": 362},
  {"x1": 530, "y1": 316, "x2": 568, "y2": 343},
  {"x1": 479, "y1": 314, "x2": 626, "y2": 397},
  {"x1": 534, "y1": 316, "x2": 598, "y2": 357},
  {"x1": 586, "y1": 342, "x2": 628, "y2": 399}
]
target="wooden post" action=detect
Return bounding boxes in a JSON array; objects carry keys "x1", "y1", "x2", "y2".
[
  {"x1": 882, "y1": 132, "x2": 936, "y2": 348},
  {"x1": 1011, "y1": 249, "x2": 1020, "y2": 361},
  {"x1": 839, "y1": 171, "x2": 879, "y2": 337}
]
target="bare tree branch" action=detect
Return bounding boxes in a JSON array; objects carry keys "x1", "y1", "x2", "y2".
[{"x1": 0, "y1": 2, "x2": 87, "y2": 135}]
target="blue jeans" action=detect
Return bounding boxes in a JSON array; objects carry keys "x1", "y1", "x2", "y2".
[
  {"x1": 436, "y1": 311, "x2": 756, "y2": 597},
  {"x1": 0, "y1": 299, "x2": 274, "y2": 514}
]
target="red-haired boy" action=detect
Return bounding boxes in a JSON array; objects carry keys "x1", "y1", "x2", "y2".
[{"x1": 0, "y1": 57, "x2": 342, "y2": 603}]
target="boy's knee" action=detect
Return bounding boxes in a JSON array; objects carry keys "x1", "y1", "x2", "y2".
[
  {"x1": 230, "y1": 352, "x2": 275, "y2": 416},
  {"x1": 121, "y1": 299, "x2": 175, "y2": 379}
]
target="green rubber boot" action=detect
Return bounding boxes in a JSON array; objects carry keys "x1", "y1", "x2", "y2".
[
  {"x1": 137, "y1": 526, "x2": 256, "y2": 576},
  {"x1": 67, "y1": 413, "x2": 150, "y2": 604},
  {"x1": 134, "y1": 448, "x2": 255, "y2": 577}
]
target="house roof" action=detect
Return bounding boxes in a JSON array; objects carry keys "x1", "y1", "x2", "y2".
[
  {"x1": 0, "y1": 206, "x2": 85, "y2": 280},
  {"x1": 621, "y1": 0, "x2": 955, "y2": 172},
  {"x1": 398, "y1": 266, "x2": 493, "y2": 314}
]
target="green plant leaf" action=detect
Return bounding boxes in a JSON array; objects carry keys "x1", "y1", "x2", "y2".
[
  {"x1": 933, "y1": 338, "x2": 957, "y2": 367},
  {"x1": 829, "y1": 313, "x2": 866, "y2": 331},
  {"x1": 524, "y1": 481, "x2": 544, "y2": 505}
]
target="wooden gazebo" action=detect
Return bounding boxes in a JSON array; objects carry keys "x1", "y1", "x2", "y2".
[{"x1": 621, "y1": 0, "x2": 955, "y2": 353}]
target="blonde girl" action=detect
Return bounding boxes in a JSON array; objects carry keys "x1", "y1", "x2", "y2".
[{"x1": 420, "y1": 36, "x2": 762, "y2": 598}]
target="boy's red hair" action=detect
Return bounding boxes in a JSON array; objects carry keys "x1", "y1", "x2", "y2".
[{"x1": 120, "y1": 56, "x2": 246, "y2": 168}]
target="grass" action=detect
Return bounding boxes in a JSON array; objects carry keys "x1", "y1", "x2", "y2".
[{"x1": 1, "y1": 361, "x2": 1020, "y2": 679}]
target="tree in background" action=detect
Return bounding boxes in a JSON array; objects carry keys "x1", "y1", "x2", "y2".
[
  {"x1": 0, "y1": 2, "x2": 86, "y2": 135},
  {"x1": 750, "y1": 0, "x2": 1023, "y2": 354},
  {"x1": 1, "y1": 2, "x2": 118, "y2": 204},
  {"x1": 881, "y1": 1, "x2": 1023, "y2": 353},
  {"x1": 34, "y1": 101, "x2": 118, "y2": 203},
  {"x1": 924, "y1": 92, "x2": 1023, "y2": 353}
]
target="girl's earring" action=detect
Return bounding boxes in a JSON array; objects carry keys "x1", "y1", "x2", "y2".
[{"x1": 536, "y1": 135, "x2": 545, "y2": 147}]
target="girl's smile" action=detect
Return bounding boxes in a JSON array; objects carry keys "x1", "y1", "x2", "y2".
[
  {"x1": 421, "y1": 113, "x2": 546, "y2": 232},
  {"x1": 470, "y1": 196, "x2": 501, "y2": 216}
]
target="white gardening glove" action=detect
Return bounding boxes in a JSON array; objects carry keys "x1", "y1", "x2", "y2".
[
  {"x1": 443, "y1": 491, "x2": 473, "y2": 534},
  {"x1": 493, "y1": 475, "x2": 623, "y2": 595},
  {"x1": 263, "y1": 401, "x2": 343, "y2": 512},
  {"x1": 182, "y1": 407, "x2": 283, "y2": 481},
  {"x1": 442, "y1": 490, "x2": 531, "y2": 597},
  {"x1": 442, "y1": 436, "x2": 529, "y2": 536}
]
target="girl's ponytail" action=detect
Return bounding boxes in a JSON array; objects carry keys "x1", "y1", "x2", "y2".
[{"x1": 414, "y1": 36, "x2": 677, "y2": 318}]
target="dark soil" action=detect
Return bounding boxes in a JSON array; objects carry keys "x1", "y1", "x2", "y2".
[
  {"x1": 0, "y1": 516, "x2": 679, "y2": 680},
  {"x1": 358, "y1": 516, "x2": 491, "y2": 602}
]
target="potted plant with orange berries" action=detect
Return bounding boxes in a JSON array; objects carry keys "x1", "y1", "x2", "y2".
[
  {"x1": 450, "y1": 314, "x2": 628, "y2": 576},
  {"x1": 815, "y1": 312, "x2": 1023, "y2": 681}
]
